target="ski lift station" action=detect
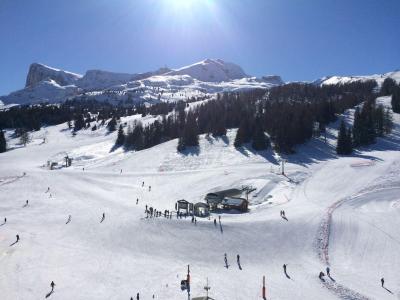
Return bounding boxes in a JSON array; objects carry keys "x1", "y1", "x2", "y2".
[
  {"x1": 205, "y1": 188, "x2": 249, "y2": 212},
  {"x1": 174, "y1": 187, "x2": 250, "y2": 218}
]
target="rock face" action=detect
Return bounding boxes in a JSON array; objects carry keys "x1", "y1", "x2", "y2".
[
  {"x1": 25, "y1": 63, "x2": 81, "y2": 88},
  {"x1": 1, "y1": 59, "x2": 284, "y2": 105},
  {"x1": 167, "y1": 59, "x2": 247, "y2": 82},
  {"x1": 260, "y1": 75, "x2": 284, "y2": 85}
]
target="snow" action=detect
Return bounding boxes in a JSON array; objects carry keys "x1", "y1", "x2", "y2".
[
  {"x1": 166, "y1": 59, "x2": 247, "y2": 82},
  {"x1": 1, "y1": 96, "x2": 400, "y2": 299},
  {"x1": 319, "y1": 70, "x2": 400, "y2": 87},
  {"x1": 0, "y1": 59, "x2": 281, "y2": 106}
]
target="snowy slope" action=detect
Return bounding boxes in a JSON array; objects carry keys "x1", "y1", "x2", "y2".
[
  {"x1": 166, "y1": 59, "x2": 247, "y2": 82},
  {"x1": 1, "y1": 96, "x2": 400, "y2": 299},
  {"x1": 319, "y1": 70, "x2": 400, "y2": 87}
]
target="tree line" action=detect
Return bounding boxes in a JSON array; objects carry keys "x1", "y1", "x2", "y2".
[{"x1": 114, "y1": 81, "x2": 380, "y2": 154}]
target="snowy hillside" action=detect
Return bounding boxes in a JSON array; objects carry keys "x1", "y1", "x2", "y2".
[
  {"x1": 319, "y1": 70, "x2": 400, "y2": 87},
  {"x1": 0, "y1": 59, "x2": 280, "y2": 106},
  {"x1": 1, "y1": 96, "x2": 399, "y2": 299}
]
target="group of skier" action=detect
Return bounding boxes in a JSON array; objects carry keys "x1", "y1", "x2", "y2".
[{"x1": 145, "y1": 205, "x2": 173, "y2": 219}]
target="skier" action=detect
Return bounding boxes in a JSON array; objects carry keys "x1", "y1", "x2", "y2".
[
  {"x1": 214, "y1": 219, "x2": 217, "y2": 226},
  {"x1": 50, "y1": 281, "x2": 55, "y2": 292},
  {"x1": 46, "y1": 187, "x2": 50, "y2": 193},
  {"x1": 137, "y1": 292, "x2": 140, "y2": 300},
  {"x1": 142, "y1": 181, "x2": 144, "y2": 187},
  {"x1": 326, "y1": 266, "x2": 330, "y2": 277},
  {"x1": 136, "y1": 198, "x2": 139, "y2": 205},
  {"x1": 145, "y1": 205, "x2": 148, "y2": 213},
  {"x1": 194, "y1": 218, "x2": 197, "y2": 225},
  {"x1": 381, "y1": 277, "x2": 384, "y2": 287},
  {"x1": 283, "y1": 264, "x2": 287, "y2": 274},
  {"x1": 319, "y1": 271, "x2": 325, "y2": 280},
  {"x1": 24, "y1": 200, "x2": 29, "y2": 207},
  {"x1": 100, "y1": 212, "x2": 105, "y2": 223},
  {"x1": 4, "y1": 217, "x2": 6, "y2": 224},
  {"x1": 224, "y1": 253, "x2": 228, "y2": 268},
  {"x1": 149, "y1": 185, "x2": 151, "y2": 192},
  {"x1": 237, "y1": 254, "x2": 240, "y2": 264},
  {"x1": 16, "y1": 234, "x2": 20, "y2": 242},
  {"x1": 120, "y1": 169, "x2": 122, "y2": 174}
]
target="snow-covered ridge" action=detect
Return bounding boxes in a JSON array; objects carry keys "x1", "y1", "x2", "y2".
[
  {"x1": 318, "y1": 70, "x2": 400, "y2": 87},
  {"x1": 0, "y1": 59, "x2": 282, "y2": 105},
  {"x1": 166, "y1": 58, "x2": 247, "y2": 82}
]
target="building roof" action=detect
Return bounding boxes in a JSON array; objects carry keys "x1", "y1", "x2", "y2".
[{"x1": 222, "y1": 197, "x2": 247, "y2": 206}]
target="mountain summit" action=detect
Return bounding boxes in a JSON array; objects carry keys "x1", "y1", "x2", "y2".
[
  {"x1": 166, "y1": 59, "x2": 247, "y2": 82},
  {"x1": 1, "y1": 59, "x2": 282, "y2": 105}
]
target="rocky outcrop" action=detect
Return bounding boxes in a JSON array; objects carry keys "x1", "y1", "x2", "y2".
[{"x1": 25, "y1": 63, "x2": 81, "y2": 88}]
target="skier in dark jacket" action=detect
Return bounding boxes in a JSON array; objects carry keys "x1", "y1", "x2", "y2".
[
  {"x1": 50, "y1": 281, "x2": 55, "y2": 292},
  {"x1": 381, "y1": 277, "x2": 384, "y2": 287},
  {"x1": 319, "y1": 271, "x2": 325, "y2": 280},
  {"x1": 16, "y1": 234, "x2": 20, "y2": 242},
  {"x1": 137, "y1": 292, "x2": 140, "y2": 300},
  {"x1": 326, "y1": 266, "x2": 330, "y2": 277}
]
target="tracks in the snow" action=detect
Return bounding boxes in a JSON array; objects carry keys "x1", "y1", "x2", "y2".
[{"x1": 315, "y1": 196, "x2": 372, "y2": 300}]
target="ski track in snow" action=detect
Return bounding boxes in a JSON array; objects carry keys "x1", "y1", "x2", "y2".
[{"x1": 316, "y1": 195, "x2": 372, "y2": 300}]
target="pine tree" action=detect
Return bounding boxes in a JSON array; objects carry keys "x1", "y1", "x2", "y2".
[
  {"x1": 392, "y1": 85, "x2": 400, "y2": 113},
  {"x1": 374, "y1": 105, "x2": 385, "y2": 137},
  {"x1": 383, "y1": 108, "x2": 393, "y2": 134},
  {"x1": 177, "y1": 112, "x2": 199, "y2": 152},
  {"x1": 381, "y1": 78, "x2": 397, "y2": 96},
  {"x1": 20, "y1": 130, "x2": 30, "y2": 146},
  {"x1": 107, "y1": 117, "x2": 117, "y2": 132},
  {"x1": 177, "y1": 136, "x2": 186, "y2": 152},
  {"x1": 74, "y1": 114, "x2": 85, "y2": 132},
  {"x1": 336, "y1": 120, "x2": 352, "y2": 154},
  {"x1": 251, "y1": 117, "x2": 269, "y2": 150},
  {"x1": 234, "y1": 121, "x2": 246, "y2": 148},
  {"x1": 0, "y1": 130, "x2": 6, "y2": 153},
  {"x1": 115, "y1": 124, "x2": 125, "y2": 146}
]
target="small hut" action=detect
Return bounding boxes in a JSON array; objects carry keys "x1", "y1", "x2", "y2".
[
  {"x1": 175, "y1": 199, "x2": 193, "y2": 214},
  {"x1": 194, "y1": 202, "x2": 209, "y2": 217}
]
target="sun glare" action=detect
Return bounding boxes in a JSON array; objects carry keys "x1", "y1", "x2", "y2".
[{"x1": 163, "y1": 0, "x2": 215, "y2": 13}]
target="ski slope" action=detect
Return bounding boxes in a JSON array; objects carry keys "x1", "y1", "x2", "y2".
[{"x1": 0, "y1": 97, "x2": 400, "y2": 299}]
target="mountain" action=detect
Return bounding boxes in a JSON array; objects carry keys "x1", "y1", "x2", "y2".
[
  {"x1": 317, "y1": 70, "x2": 400, "y2": 87},
  {"x1": 166, "y1": 58, "x2": 247, "y2": 82},
  {"x1": 25, "y1": 63, "x2": 82, "y2": 88},
  {"x1": 0, "y1": 59, "x2": 281, "y2": 106}
]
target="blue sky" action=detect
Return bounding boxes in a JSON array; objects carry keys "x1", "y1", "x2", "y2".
[{"x1": 0, "y1": 0, "x2": 399, "y2": 95}]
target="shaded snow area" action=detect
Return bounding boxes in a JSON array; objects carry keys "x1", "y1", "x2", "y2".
[{"x1": 1, "y1": 97, "x2": 400, "y2": 299}]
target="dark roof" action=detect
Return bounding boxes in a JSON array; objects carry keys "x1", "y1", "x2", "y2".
[
  {"x1": 222, "y1": 197, "x2": 247, "y2": 206},
  {"x1": 177, "y1": 199, "x2": 189, "y2": 204},
  {"x1": 194, "y1": 202, "x2": 209, "y2": 208}
]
